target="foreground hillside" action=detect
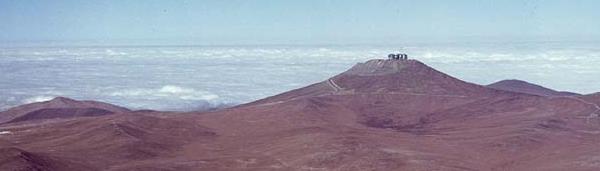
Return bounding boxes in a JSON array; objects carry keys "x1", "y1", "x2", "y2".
[{"x1": 1, "y1": 59, "x2": 599, "y2": 170}]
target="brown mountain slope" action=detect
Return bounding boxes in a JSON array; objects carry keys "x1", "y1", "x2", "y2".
[
  {"x1": 184, "y1": 92, "x2": 599, "y2": 170},
  {"x1": 180, "y1": 59, "x2": 600, "y2": 170},
  {"x1": 0, "y1": 147, "x2": 92, "y2": 171},
  {"x1": 0, "y1": 97, "x2": 130, "y2": 124},
  {"x1": 487, "y1": 79, "x2": 580, "y2": 96},
  {"x1": 0, "y1": 113, "x2": 216, "y2": 170}
]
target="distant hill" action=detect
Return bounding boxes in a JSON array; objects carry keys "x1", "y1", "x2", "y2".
[
  {"x1": 487, "y1": 79, "x2": 580, "y2": 96},
  {"x1": 0, "y1": 97, "x2": 130, "y2": 124}
]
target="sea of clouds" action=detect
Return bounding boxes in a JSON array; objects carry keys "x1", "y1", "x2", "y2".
[{"x1": 1, "y1": 42, "x2": 599, "y2": 111}]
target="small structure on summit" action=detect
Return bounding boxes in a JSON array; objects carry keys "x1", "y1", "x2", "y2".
[{"x1": 388, "y1": 53, "x2": 408, "y2": 60}]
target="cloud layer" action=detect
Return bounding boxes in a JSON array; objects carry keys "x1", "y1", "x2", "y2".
[{"x1": 1, "y1": 43, "x2": 599, "y2": 111}]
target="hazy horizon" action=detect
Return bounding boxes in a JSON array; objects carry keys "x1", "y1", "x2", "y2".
[
  {"x1": 2, "y1": 42, "x2": 600, "y2": 112},
  {"x1": 2, "y1": 0, "x2": 600, "y2": 111}
]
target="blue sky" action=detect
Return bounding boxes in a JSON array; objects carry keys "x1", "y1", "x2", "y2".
[{"x1": 1, "y1": 0, "x2": 599, "y2": 45}]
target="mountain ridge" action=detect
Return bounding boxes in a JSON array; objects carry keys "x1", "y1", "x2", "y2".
[{"x1": 487, "y1": 79, "x2": 580, "y2": 97}]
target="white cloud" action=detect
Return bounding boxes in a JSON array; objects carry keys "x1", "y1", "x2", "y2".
[
  {"x1": 21, "y1": 96, "x2": 55, "y2": 104},
  {"x1": 109, "y1": 85, "x2": 219, "y2": 101}
]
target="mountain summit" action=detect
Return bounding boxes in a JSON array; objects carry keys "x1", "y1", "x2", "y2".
[
  {"x1": 331, "y1": 59, "x2": 495, "y2": 96},
  {"x1": 249, "y1": 59, "x2": 498, "y2": 106},
  {"x1": 342, "y1": 59, "x2": 427, "y2": 76}
]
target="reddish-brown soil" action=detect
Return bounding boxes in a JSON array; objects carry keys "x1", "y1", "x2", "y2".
[{"x1": 1, "y1": 59, "x2": 599, "y2": 170}]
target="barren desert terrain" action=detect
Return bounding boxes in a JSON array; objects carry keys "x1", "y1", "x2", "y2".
[{"x1": 1, "y1": 59, "x2": 599, "y2": 170}]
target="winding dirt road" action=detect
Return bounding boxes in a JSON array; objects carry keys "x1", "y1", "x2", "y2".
[{"x1": 327, "y1": 79, "x2": 343, "y2": 92}]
